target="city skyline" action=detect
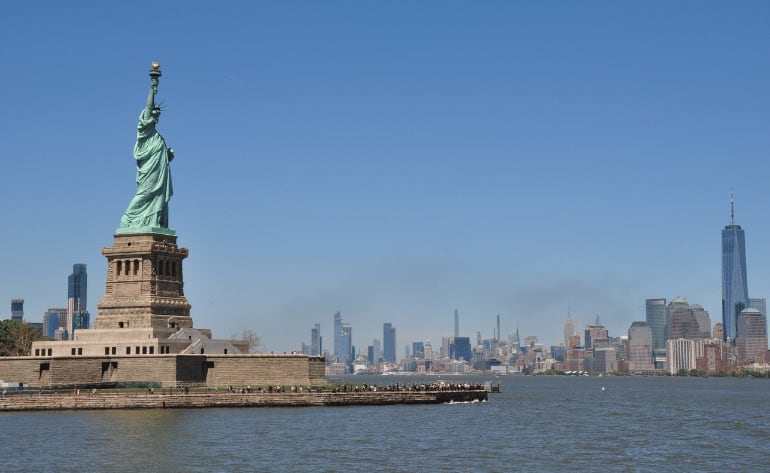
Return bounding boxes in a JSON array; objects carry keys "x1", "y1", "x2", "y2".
[{"x1": 2, "y1": 3, "x2": 770, "y2": 352}]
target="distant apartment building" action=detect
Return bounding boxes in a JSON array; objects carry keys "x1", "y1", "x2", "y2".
[{"x1": 697, "y1": 341, "x2": 728, "y2": 374}]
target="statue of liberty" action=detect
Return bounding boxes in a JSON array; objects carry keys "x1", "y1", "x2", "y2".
[{"x1": 119, "y1": 62, "x2": 175, "y2": 233}]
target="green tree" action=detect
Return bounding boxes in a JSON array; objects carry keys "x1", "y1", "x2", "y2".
[{"x1": 0, "y1": 320, "x2": 43, "y2": 356}]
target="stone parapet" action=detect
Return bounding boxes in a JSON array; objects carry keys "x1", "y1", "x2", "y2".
[{"x1": 0, "y1": 354, "x2": 326, "y2": 389}]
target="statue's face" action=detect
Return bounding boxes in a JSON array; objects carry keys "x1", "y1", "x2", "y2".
[{"x1": 151, "y1": 107, "x2": 161, "y2": 120}]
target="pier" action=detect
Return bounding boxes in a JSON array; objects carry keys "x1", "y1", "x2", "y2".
[{"x1": 0, "y1": 389, "x2": 488, "y2": 412}]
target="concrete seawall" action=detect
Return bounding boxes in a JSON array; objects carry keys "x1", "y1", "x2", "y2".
[{"x1": 0, "y1": 390, "x2": 488, "y2": 412}]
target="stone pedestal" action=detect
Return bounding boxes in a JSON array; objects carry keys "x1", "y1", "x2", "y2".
[{"x1": 96, "y1": 233, "x2": 193, "y2": 331}]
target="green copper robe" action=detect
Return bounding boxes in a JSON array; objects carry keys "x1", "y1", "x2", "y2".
[{"x1": 120, "y1": 108, "x2": 173, "y2": 229}]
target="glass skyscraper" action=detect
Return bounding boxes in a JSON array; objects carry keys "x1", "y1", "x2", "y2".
[
  {"x1": 11, "y1": 299, "x2": 24, "y2": 323},
  {"x1": 722, "y1": 214, "x2": 748, "y2": 344},
  {"x1": 310, "y1": 323, "x2": 321, "y2": 356},
  {"x1": 43, "y1": 309, "x2": 61, "y2": 339},
  {"x1": 645, "y1": 298, "x2": 668, "y2": 357},
  {"x1": 68, "y1": 264, "x2": 89, "y2": 334},
  {"x1": 383, "y1": 322, "x2": 396, "y2": 362},
  {"x1": 333, "y1": 311, "x2": 352, "y2": 366}
]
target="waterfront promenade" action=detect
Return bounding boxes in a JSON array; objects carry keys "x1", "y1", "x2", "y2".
[{"x1": 0, "y1": 388, "x2": 487, "y2": 412}]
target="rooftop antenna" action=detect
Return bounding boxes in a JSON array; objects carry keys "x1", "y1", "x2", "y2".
[{"x1": 730, "y1": 189, "x2": 734, "y2": 226}]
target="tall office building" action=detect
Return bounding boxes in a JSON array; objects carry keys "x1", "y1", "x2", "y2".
[
  {"x1": 333, "y1": 311, "x2": 352, "y2": 366},
  {"x1": 722, "y1": 197, "x2": 749, "y2": 343},
  {"x1": 372, "y1": 338, "x2": 382, "y2": 363},
  {"x1": 43, "y1": 308, "x2": 67, "y2": 339},
  {"x1": 310, "y1": 323, "x2": 321, "y2": 356},
  {"x1": 666, "y1": 297, "x2": 689, "y2": 340},
  {"x1": 383, "y1": 322, "x2": 396, "y2": 362},
  {"x1": 747, "y1": 297, "x2": 767, "y2": 350},
  {"x1": 564, "y1": 311, "x2": 575, "y2": 349},
  {"x1": 441, "y1": 336, "x2": 451, "y2": 358},
  {"x1": 667, "y1": 298, "x2": 711, "y2": 341},
  {"x1": 510, "y1": 328, "x2": 521, "y2": 352},
  {"x1": 450, "y1": 336, "x2": 473, "y2": 361},
  {"x1": 748, "y1": 298, "x2": 767, "y2": 319},
  {"x1": 68, "y1": 264, "x2": 89, "y2": 333},
  {"x1": 645, "y1": 298, "x2": 667, "y2": 358},
  {"x1": 585, "y1": 315, "x2": 608, "y2": 350},
  {"x1": 686, "y1": 305, "x2": 712, "y2": 339},
  {"x1": 11, "y1": 299, "x2": 24, "y2": 323},
  {"x1": 628, "y1": 322, "x2": 654, "y2": 372},
  {"x1": 736, "y1": 308, "x2": 767, "y2": 362},
  {"x1": 412, "y1": 341, "x2": 425, "y2": 359},
  {"x1": 424, "y1": 340, "x2": 433, "y2": 359}
]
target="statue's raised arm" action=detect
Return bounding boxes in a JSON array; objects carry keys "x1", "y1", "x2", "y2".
[
  {"x1": 145, "y1": 61, "x2": 161, "y2": 108},
  {"x1": 118, "y1": 62, "x2": 175, "y2": 235}
]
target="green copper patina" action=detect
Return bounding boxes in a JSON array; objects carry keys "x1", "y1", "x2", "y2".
[{"x1": 117, "y1": 62, "x2": 175, "y2": 236}]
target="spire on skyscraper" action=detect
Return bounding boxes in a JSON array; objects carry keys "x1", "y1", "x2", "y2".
[
  {"x1": 722, "y1": 191, "x2": 749, "y2": 343},
  {"x1": 564, "y1": 308, "x2": 574, "y2": 348},
  {"x1": 730, "y1": 189, "x2": 735, "y2": 226}
]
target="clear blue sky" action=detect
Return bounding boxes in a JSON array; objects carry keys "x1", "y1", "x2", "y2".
[{"x1": 2, "y1": 1, "x2": 769, "y2": 352}]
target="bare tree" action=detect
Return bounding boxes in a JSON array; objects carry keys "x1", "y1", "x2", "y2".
[{"x1": 230, "y1": 329, "x2": 263, "y2": 354}]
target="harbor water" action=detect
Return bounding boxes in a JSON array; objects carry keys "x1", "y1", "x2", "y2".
[{"x1": 1, "y1": 375, "x2": 768, "y2": 472}]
